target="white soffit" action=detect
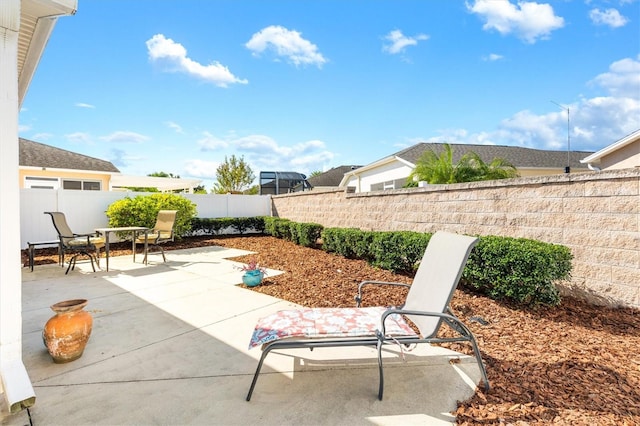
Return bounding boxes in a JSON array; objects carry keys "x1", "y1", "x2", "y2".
[{"x1": 18, "y1": 0, "x2": 77, "y2": 105}]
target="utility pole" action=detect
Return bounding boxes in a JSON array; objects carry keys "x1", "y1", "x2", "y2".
[{"x1": 551, "y1": 101, "x2": 571, "y2": 173}]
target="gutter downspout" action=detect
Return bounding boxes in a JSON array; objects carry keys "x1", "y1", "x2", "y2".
[{"x1": 587, "y1": 163, "x2": 601, "y2": 172}]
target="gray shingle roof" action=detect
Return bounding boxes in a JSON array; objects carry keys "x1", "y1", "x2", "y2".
[
  {"x1": 308, "y1": 165, "x2": 362, "y2": 187},
  {"x1": 19, "y1": 138, "x2": 120, "y2": 173},
  {"x1": 394, "y1": 143, "x2": 594, "y2": 170}
]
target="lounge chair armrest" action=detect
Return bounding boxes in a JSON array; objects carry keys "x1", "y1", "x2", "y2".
[
  {"x1": 355, "y1": 281, "x2": 411, "y2": 307},
  {"x1": 379, "y1": 308, "x2": 471, "y2": 337}
]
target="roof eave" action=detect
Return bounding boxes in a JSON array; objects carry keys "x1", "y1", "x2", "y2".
[
  {"x1": 18, "y1": 0, "x2": 77, "y2": 107},
  {"x1": 580, "y1": 129, "x2": 640, "y2": 164}
]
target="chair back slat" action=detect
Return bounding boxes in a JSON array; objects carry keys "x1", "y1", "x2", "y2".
[{"x1": 403, "y1": 231, "x2": 478, "y2": 338}]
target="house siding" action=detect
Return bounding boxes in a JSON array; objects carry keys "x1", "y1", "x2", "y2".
[
  {"x1": 600, "y1": 139, "x2": 640, "y2": 170},
  {"x1": 271, "y1": 168, "x2": 640, "y2": 309}
]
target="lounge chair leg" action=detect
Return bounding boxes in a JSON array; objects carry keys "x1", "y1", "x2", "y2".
[{"x1": 246, "y1": 347, "x2": 272, "y2": 401}]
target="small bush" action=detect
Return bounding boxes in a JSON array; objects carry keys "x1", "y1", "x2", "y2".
[
  {"x1": 463, "y1": 235, "x2": 572, "y2": 306},
  {"x1": 321, "y1": 228, "x2": 372, "y2": 259},
  {"x1": 369, "y1": 231, "x2": 431, "y2": 274},
  {"x1": 290, "y1": 222, "x2": 323, "y2": 247},
  {"x1": 189, "y1": 217, "x2": 265, "y2": 236},
  {"x1": 263, "y1": 217, "x2": 293, "y2": 239},
  {"x1": 106, "y1": 193, "x2": 197, "y2": 239}
]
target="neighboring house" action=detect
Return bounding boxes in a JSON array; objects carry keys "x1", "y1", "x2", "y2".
[
  {"x1": 19, "y1": 138, "x2": 119, "y2": 191},
  {"x1": 340, "y1": 142, "x2": 594, "y2": 193},
  {"x1": 307, "y1": 165, "x2": 362, "y2": 190},
  {"x1": 19, "y1": 138, "x2": 202, "y2": 192},
  {"x1": 580, "y1": 129, "x2": 640, "y2": 171}
]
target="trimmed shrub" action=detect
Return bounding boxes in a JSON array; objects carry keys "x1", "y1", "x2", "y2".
[
  {"x1": 189, "y1": 217, "x2": 265, "y2": 236},
  {"x1": 290, "y1": 222, "x2": 323, "y2": 247},
  {"x1": 264, "y1": 217, "x2": 293, "y2": 240},
  {"x1": 106, "y1": 193, "x2": 197, "y2": 238},
  {"x1": 369, "y1": 231, "x2": 431, "y2": 274},
  {"x1": 321, "y1": 228, "x2": 373, "y2": 259},
  {"x1": 463, "y1": 235, "x2": 572, "y2": 306}
]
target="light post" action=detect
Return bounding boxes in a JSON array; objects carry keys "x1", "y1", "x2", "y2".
[{"x1": 551, "y1": 101, "x2": 571, "y2": 173}]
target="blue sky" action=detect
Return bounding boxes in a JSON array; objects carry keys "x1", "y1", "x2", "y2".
[{"x1": 19, "y1": 0, "x2": 640, "y2": 190}]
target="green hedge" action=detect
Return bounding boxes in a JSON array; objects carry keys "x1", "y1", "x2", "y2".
[
  {"x1": 463, "y1": 236, "x2": 572, "y2": 306},
  {"x1": 320, "y1": 227, "x2": 572, "y2": 306},
  {"x1": 189, "y1": 217, "x2": 266, "y2": 235},
  {"x1": 105, "y1": 193, "x2": 197, "y2": 239}
]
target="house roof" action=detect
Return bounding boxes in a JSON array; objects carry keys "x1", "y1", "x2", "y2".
[
  {"x1": 393, "y1": 143, "x2": 594, "y2": 170},
  {"x1": 19, "y1": 138, "x2": 120, "y2": 173},
  {"x1": 308, "y1": 165, "x2": 362, "y2": 187},
  {"x1": 580, "y1": 129, "x2": 640, "y2": 164}
]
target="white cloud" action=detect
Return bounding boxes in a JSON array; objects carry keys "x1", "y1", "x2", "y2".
[
  {"x1": 183, "y1": 159, "x2": 219, "y2": 179},
  {"x1": 65, "y1": 132, "x2": 93, "y2": 144},
  {"x1": 31, "y1": 132, "x2": 53, "y2": 141},
  {"x1": 165, "y1": 121, "x2": 184, "y2": 134},
  {"x1": 467, "y1": 0, "x2": 564, "y2": 44},
  {"x1": 382, "y1": 30, "x2": 429, "y2": 55},
  {"x1": 483, "y1": 53, "x2": 504, "y2": 61},
  {"x1": 246, "y1": 25, "x2": 327, "y2": 68},
  {"x1": 198, "y1": 131, "x2": 229, "y2": 150},
  {"x1": 74, "y1": 102, "x2": 96, "y2": 109},
  {"x1": 146, "y1": 34, "x2": 248, "y2": 87},
  {"x1": 589, "y1": 56, "x2": 640, "y2": 97},
  {"x1": 195, "y1": 131, "x2": 336, "y2": 176},
  {"x1": 429, "y1": 56, "x2": 640, "y2": 152},
  {"x1": 589, "y1": 8, "x2": 628, "y2": 28},
  {"x1": 100, "y1": 131, "x2": 150, "y2": 144}
]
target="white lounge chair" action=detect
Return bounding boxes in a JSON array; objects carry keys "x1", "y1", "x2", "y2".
[{"x1": 246, "y1": 231, "x2": 489, "y2": 401}]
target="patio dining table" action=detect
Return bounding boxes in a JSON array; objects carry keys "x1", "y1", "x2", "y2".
[{"x1": 95, "y1": 226, "x2": 149, "y2": 271}]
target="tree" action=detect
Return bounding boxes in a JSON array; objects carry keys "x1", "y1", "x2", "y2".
[
  {"x1": 149, "y1": 171, "x2": 179, "y2": 178},
  {"x1": 408, "y1": 143, "x2": 518, "y2": 185},
  {"x1": 213, "y1": 155, "x2": 256, "y2": 194},
  {"x1": 309, "y1": 170, "x2": 323, "y2": 178}
]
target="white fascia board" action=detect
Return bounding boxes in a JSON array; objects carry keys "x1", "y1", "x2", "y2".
[
  {"x1": 580, "y1": 129, "x2": 640, "y2": 164},
  {"x1": 338, "y1": 155, "x2": 402, "y2": 187}
]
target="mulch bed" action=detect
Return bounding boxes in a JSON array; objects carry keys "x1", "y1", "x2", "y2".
[{"x1": 24, "y1": 235, "x2": 640, "y2": 425}]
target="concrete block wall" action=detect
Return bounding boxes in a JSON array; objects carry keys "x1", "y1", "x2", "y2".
[{"x1": 272, "y1": 168, "x2": 640, "y2": 309}]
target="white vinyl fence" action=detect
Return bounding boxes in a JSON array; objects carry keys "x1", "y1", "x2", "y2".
[{"x1": 20, "y1": 189, "x2": 272, "y2": 248}]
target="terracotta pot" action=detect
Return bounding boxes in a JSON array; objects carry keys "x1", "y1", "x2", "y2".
[{"x1": 43, "y1": 299, "x2": 93, "y2": 363}]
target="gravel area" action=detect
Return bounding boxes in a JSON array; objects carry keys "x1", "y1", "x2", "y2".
[{"x1": 25, "y1": 235, "x2": 640, "y2": 425}]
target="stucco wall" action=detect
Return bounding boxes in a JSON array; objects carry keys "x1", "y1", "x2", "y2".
[{"x1": 271, "y1": 168, "x2": 640, "y2": 309}]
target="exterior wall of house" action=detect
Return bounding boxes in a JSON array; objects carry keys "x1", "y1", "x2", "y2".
[
  {"x1": 271, "y1": 168, "x2": 640, "y2": 309},
  {"x1": 342, "y1": 160, "x2": 414, "y2": 192},
  {"x1": 344, "y1": 162, "x2": 592, "y2": 193},
  {"x1": 600, "y1": 140, "x2": 640, "y2": 170},
  {"x1": 19, "y1": 168, "x2": 111, "y2": 190}
]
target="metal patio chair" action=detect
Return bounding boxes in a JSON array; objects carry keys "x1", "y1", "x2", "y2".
[
  {"x1": 134, "y1": 210, "x2": 177, "y2": 263},
  {"x1": 44, "y1": 212, "x2": 105, "y2": 274}
]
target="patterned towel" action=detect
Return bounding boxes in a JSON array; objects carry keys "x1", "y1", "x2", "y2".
[{"x1": 249, "y1": 306, "x2": 416, "y2": 349}]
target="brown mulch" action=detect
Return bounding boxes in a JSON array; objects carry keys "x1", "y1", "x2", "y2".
[{"x1": 25, "y1": 235, "x2": 640, "y2": 425}]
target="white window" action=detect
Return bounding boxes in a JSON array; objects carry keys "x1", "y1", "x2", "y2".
[{"x1": 24, "y1": 176, "x2": 59, "y2": 189}]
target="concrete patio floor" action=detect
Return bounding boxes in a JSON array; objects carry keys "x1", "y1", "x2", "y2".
[{"x1": 2, "y1": 245, "x2": 482, "y2": 425}]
